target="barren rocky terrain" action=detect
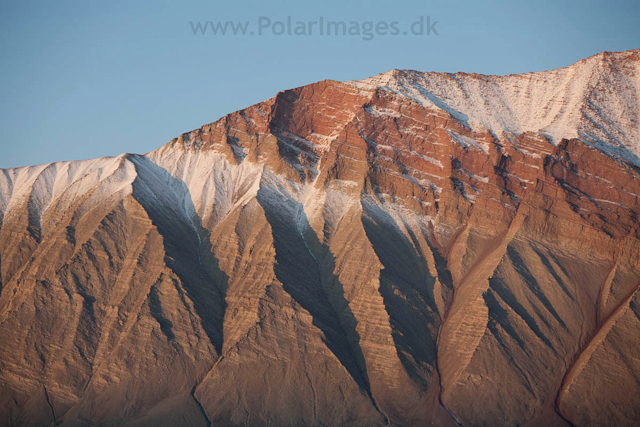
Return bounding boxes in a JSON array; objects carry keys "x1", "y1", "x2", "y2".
[{"x1": 1, "y1": 49, "x2": 639, "y2": 426}]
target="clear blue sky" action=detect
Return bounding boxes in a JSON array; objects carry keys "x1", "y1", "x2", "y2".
[{"x1": 1, "y1": 0, "x2": 639, "y2": 168}]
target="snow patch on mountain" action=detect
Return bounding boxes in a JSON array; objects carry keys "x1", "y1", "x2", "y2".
[
  {"x1": 147, "y1": 142, "x2": 265, "y2": 228},
  {"x1": 0, "y1": 155, "x2": 136, "y2": 229},
  {"x1": 349, "y1": 49, "x2": 640, "y2": 166}
]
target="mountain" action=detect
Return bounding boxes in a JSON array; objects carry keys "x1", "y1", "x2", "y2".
[{"x1": 1, "y1": 49, "x2": 639, "y2": 427}]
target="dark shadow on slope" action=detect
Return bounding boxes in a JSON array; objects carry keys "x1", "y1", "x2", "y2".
[
  {"x1": 506, "y1": 245, "x2": 568, "y2": 331},
  {"x1": 484, "y1": 284, "x2": 531, "y2": 355},
  {"x1": 531, "y1": 246, "x2": 574, "y2": 301},
  {"x1": 148, "y1": 279, "x2": 176, "y2": 341},
  {"x1": 631, "y1": 298, "x2": 640, "y2": 320},
  {"x1": 360, "y1": 201, "x2": 441, "y2": 389},
  {"x1": 483, "y1": 287, "x2": 538, "y2": 398},
  {"x1": 129, "y1": 155, "x2": 228, "y2": 355},
  {"x1": 487, "y1": 245, "x2": 567, "y2": 355},
  {"x1": 488, "y1": 273, "x2": 556, "y2": 353},
  {"x1": 256, "y1": 184, "x2": 374, "y2": 398},
  {"x1": 420, "y1": 226, "x2": 454, "y2": 303}
]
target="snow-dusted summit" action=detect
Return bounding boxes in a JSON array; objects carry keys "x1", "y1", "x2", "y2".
[{"x1": 349, "y1": 49, "x2": 640, "y2": 165}]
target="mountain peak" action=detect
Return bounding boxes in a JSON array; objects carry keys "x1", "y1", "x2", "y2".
[
  {"x1": 346, "y1": 49, "x2": 640, "y2": 166},
  {"x1": 1, "y1": 50, "x2": 640, "y2": 427}
]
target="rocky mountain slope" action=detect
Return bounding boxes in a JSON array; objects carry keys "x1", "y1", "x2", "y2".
[{"x1": 0, "y1": 49, "x2": 639, "y2": 427}]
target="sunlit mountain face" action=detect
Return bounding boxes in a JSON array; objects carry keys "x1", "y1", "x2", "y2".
[{"x1": 1, "y1": 49, "x2": 639, "y2": 427}]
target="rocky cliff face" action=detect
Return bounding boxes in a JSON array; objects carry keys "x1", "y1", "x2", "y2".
[{"x1": 1, "y1": 49, "x2": 639, "y2": 427}]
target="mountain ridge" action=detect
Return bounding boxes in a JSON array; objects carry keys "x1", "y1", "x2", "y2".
[{"x1": 0, "y1": 50, "x2": 639, "y2": 427}]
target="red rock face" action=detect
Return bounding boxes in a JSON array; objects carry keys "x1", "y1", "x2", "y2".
[{"x1": 0, "y1": 50, "x2": 639, "y2": 427}]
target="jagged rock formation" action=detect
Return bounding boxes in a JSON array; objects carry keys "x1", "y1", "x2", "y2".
[{"x1": 0, "y1": 49, "x2": 639, "y2": 427}]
